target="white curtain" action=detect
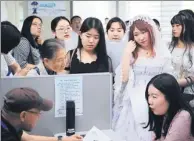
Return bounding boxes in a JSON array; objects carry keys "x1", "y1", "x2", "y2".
[{"x1": 1, "y1": 1, "x2": 8, "y2": 21}]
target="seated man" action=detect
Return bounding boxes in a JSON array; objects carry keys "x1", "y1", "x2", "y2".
[{"x1": 1, "y1": 87, "x2": 82, "y2": 141}]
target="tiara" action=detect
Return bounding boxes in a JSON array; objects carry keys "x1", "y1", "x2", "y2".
[{"x1": 129, "y1": 15, "x2": 155, "y2": 27}]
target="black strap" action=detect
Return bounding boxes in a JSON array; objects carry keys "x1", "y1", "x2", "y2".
[
  {"x1": 28, "y1": 45, "x2": 35, "y2": 64},
  {"x1": 6, "y1": 67, "x2": 12, "y2": 76},
  {"x1": 69, "y1": 49, "x2": 77, "y2": 71}
]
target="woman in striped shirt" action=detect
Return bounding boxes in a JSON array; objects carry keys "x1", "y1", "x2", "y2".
[{"x1": 12, "y1": 16, "x2": 43, "y2": 69}]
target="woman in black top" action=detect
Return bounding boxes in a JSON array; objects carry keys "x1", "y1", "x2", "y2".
[{"x1": 65, "y1": 17, "x2": 112, "y2": 74}]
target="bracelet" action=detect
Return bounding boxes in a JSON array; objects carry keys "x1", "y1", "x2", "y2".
[
  {"x1": 187, "y1": 77, "x2": 194, "y2": 92},
  {"x1": 188, "y1": 76, "x2": 194, "y2": 83},
  {"x1": 185, "y1": 77, "x2": 190, "y2": 85},
  {"x1": 185, "y1": 76, "x2": 193, "y2": 86}
]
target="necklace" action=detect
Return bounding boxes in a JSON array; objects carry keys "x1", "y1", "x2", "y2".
[
  {"x1": 138, "y1": 48, "x2": 152, "y2": 57},
  {"x1": 145, "y1": 50, "x2": 153, "y2": 57}
]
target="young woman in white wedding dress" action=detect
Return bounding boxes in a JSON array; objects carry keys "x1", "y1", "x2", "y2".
[{"x1": 112, "y1": 15, "x2": 174, "y2": 141}]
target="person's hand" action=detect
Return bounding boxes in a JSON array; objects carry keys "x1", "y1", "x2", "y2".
[
  {"x1": 36, "y1": 36, "x2": 44, "y2": 45},
  {"x1": 15, "y1": 67, "x2": 31, "y2": 76},
  {"x1": 25, "y1": 64, "x2": 36, "y2": 69},
  {"x1": 124, "y1": 40, "x2": 137, "y2": 55},
  {"x1": 63, "y1": 134, "x2": 83, "y2": 141}
]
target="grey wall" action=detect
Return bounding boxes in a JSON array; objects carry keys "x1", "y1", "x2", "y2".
[{"x1": 0, "y1": 73, "x2": 113, "y2": 136}]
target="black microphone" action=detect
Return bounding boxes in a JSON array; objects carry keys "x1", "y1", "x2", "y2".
[{"x1": 66, "y1": 100, "x2": 75, "y2": 136}]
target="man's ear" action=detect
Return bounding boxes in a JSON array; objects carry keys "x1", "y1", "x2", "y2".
[
  {"x1": 43, "y1": 58, "x2": 49, "y2": 64},
  {"x1": 20, "y1": 111, "x2": 26, "y2": 122}
]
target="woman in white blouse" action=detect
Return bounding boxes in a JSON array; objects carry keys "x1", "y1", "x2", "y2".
[{"x1": 169, "y1": 12, "x2": 194, "y2": 104}]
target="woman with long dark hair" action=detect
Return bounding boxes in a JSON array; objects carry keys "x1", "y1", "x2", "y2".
[
  {"x1": 12, "y1": 15, "x2": 43, "y2": 69},
  {"x1": 145, "y1": 73, "x2": 194, "y2": 140},
  {"x1": 65, "y1": 17, "x2": 112, "y2": 74},
  {"x1": 169, "y1": 12, "x2": 194, "y2": 104}
]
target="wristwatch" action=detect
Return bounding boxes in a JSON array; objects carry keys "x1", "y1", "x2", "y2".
[{"x1": 58, "y1": 136, "x2": 63, "y2": 141}]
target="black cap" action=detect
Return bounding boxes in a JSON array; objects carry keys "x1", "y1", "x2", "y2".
[{"x1": 3, "y1": 88, "x2": 53, "y2": 113}]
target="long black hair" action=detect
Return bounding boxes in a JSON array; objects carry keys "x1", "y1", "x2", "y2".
[
  {"x1": 77, "y1": 17, "x2": 110, "y2": 71},
  {"x1": 145, "y1": 73, "x2": 194, "y2": 140},
  {"x1": 169, "y1": 13, "x2": 194, "y2": 67},
  {"x1": 179, "y1": 9, "x2": 194, "y2": 19},
  {"x1": 21, "y1": 15, "x2": 42, "y2": 49}
]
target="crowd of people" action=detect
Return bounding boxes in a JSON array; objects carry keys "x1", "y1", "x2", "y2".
[{"x1": 1, "y1": 8, "x2": 194, "y2": 141}]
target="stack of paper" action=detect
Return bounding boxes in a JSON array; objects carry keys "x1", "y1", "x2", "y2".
[{"x1": 83, "y1": 126, "x2": 112, "y2": 141}]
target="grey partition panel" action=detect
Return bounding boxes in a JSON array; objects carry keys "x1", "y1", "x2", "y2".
[{"x1": 0, "y1": 73, "x2": 112, "y2": 136}]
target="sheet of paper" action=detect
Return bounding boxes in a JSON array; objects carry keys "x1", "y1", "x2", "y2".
[
  {"x1": 55, "y1": 76, "x2": 83, "y2": 117},
  {"x1": 83, "y1": 126, "x2": 111, "y2": 141}
]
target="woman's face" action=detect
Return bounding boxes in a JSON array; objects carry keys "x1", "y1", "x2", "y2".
[
  {"x1": 107, "y1": 22, "x2": 125, "y2": 41},
  {"x1": 80, "y1": 28, "x2": 100, "y2": 52},
  {"x1": 54, "y1": 19, "x2": 72, "y2": 40},
  {"x1": 148, "y1": 84, "x2": 169, "y2": 116},
  {"x1": 133, "y1": 27, "x2": 151, "y2": 49},
  {"x1": 31, "y1": 18, "x2": 42, "y2": 37},
  {"x1": 43, "y1": 48, "x2": 67, "y2": 72},
  {"x1": 172, "y1": 24, "x2": 182, "y2": 38}
]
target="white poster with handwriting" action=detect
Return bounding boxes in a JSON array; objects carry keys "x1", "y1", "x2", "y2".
[{"x1": 55, "y1": 76, "x2": 83, "y2": 117}]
